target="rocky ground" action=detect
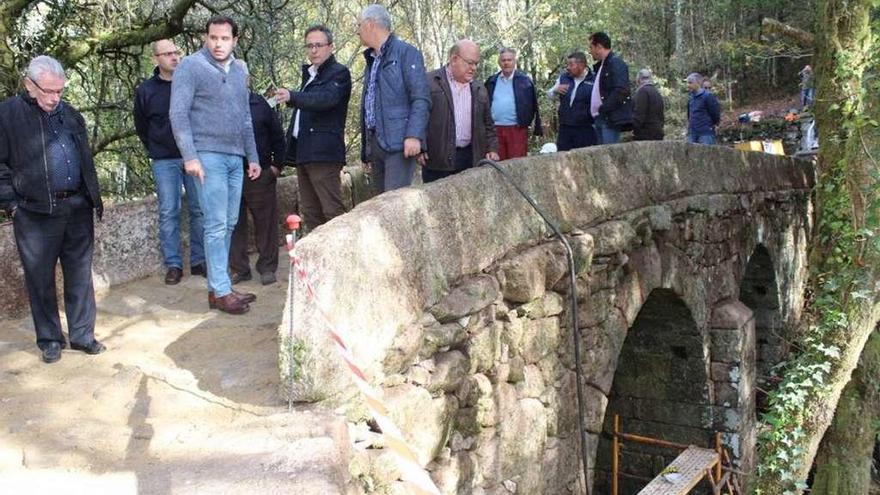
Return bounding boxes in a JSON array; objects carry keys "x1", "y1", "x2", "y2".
[{"x1": 0, "y1": 253, "x2": 354, "y2": 494}]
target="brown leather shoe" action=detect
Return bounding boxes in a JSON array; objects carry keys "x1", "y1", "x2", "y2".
[
  {"x1": 233, "y1": 290, "x2": 256, "y2": 304},
  {"x1": 208, "y1": 291, "x2": 256, "y2": 308},
  {"x1": 211, "y1": 293, "x2": 249, "y2": 314}
]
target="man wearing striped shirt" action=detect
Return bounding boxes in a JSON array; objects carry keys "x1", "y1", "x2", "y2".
[{"x1": 421, "y1": 40, "x2": 499, "y2": 183}]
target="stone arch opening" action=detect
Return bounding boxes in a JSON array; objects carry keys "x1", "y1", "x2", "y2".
[
  {"x1": 596, "y1": 289, "x2": 713, "y2": 495},
  {"x1": 739, "y1": 244, "x2": 785, "y2": 415}
]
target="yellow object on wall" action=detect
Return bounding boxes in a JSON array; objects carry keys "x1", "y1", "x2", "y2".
[{"x1": 734, "y1": 140, "x2": 785, "y2": 155}]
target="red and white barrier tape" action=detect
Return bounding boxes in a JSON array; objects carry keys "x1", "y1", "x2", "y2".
[{"x1": 284, "y1": 215, "x2": 441, "y2": 495}]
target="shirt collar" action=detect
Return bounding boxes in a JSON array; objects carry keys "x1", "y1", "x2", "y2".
[{"x1": 445, "y1": 66, "x2": 469, "y2": 88}]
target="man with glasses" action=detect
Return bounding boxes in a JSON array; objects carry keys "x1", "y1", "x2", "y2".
[
  {"x1": 275, "y1": 24, "x2": 351, "y2": 233},
  {"x1": 0, "y1": 55, "x2": 105, "y2": 363},
  {"x1": 356, "y1": 4, "x2": 430, "y2": 193},
  {"x1": 134, "y1": 39, "x2": 206, "y2": 285},
  {"x1": 421, "y1": 39, "x2": 498, "y2": 183},
  {"x1": 170, "y1": 15, "x2": 260, "y2": 315}
]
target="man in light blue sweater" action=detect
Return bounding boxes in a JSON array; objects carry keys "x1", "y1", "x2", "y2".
[{"x1": 170, "y1": 15, "x2": 261, "y2": 315}]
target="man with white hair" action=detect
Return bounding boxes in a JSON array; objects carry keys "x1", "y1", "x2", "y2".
[
  {"x1": 632, "y1": 68, "x2": 665, "y2": 141},
  {"x1": 356, "y1": 3, "x2": 430, "y2": 193},
  {"x1": 0, "y1": 55, "x2": 105, "y2": 363}
]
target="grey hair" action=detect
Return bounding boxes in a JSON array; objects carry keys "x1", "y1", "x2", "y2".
[
  {"x1": 361, "y1": 4, "x2": 392, "y2": 31},
  {"x1": 499, "y1": 47, "x2": 516, "y2": 57},
  {"x1": 26, "y1": 55, "x2": 65, "y2": 82},
  {"x1": 637, "y1": 68, "x2": 653, "y2": 84}
]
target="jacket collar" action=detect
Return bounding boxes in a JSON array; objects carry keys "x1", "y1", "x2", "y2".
[
  {"x1": 19, "y1": 91, "x2": 64, "y2": 116},
  {"x1": 301, "y1": 54, "x2": 337, "y2": 78},
  {"x1": 363, "y1": 34, "x2": 397, "y2": 62}
]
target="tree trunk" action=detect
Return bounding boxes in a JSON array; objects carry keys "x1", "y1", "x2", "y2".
[
  {"x1": 754, "y1": 0, "x2": 880, "y2": 492},
  {"x1": 812, "y1": 328, "x2": 880, "y2": 494}
]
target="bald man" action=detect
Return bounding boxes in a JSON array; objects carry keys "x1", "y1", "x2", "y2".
[
  {"x1": 134, "y1": 39, "x2": 206, "y2": 285},
  {"x1": 421, "y1": 39, "x2": 498, "y2": 183}
]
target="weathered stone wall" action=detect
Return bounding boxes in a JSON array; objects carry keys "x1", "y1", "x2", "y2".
[
  {"x1": 0, "y1": 167, "x2": 370, "y2": 320},
  {"x1": 278, "y1": 142, "x2": 813, "y2": 493}
]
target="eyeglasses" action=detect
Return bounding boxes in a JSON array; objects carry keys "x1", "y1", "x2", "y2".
[
  {"x1": 155, "y1": 50, "x2": 182, "y2": 57},
  {"x1": 304, "y1": 43, "x2": 330, "y2": 51},
  {"x1": 456, "y1": 55, "x2": 479, "y2": 68},
  {"x1": 28, "y1": 77, "x2": 65, "y2": 96}
]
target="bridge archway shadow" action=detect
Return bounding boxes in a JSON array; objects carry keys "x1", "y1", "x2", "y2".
[
  {"x1": 739, "y1": 244, "x2": 784, "y2": 417},
  {"x1": 595, "y1": 288, "x2": 714, "y2": 495}
]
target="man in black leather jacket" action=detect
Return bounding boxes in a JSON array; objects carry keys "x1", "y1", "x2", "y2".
[
  {"x1": 0, "y1": 55, "x2": 105, "y2": 364},
  {"x1": 276, "y1": 24, "x2": 352, "y2": 232}
]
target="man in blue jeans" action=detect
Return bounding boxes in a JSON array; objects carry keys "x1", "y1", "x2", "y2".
[
  {"x1": 134, "y1": 39, "x2": 205, "y2": 285},
  {"x1": 588, "y1": 32, "x2": 633, "y2": 145},
  {"x1": 686, "y1": 72, "x2": 721, "y2": 145},
  {"x1": 170, "y1": 16, "x2": 260, "y2": 315}
]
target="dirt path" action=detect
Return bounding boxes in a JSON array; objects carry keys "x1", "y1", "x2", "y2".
[{"x1": 0, "y1": 255, "x2": 353, "y2": 494}]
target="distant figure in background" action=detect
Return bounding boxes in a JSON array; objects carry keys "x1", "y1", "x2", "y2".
[
  {"x1": 484, "y1": 47, "x2": 543, "y2": 159},
  {"x1": 421, "y1": 39, "x2": 499, "y2": 183},
  {"x1": 134, "y1": 39, "x2": 206, "y2": 285},
  {"x1": 547, "y1": 51, "x2": 596, "y2": 151},
  {"x1": 702, "y1": 78, "x2": 713, "y2": 91},
  {"x1": 799, "y1": 65, "x2": 814, "y2": 109},
  {"x1": 632, "y1": 69, "x2": 664, "y2": 141},
  {"x1": 230, "y1": 61, "x2": 286, "y2": 286},
  {"x1": 0, "y1": 55, "x2": 105, "y2": 363},
  {"x1": 275, "y1": 24, "x2": 352, "y2": 233},
  {"x1": 588, "y1": 31, "x2": 633, "y2": 144},
  {"x1": 685, "y1": 72, "x2": 721, "y2": 145},
  {"x1": 356, "y1": 4, "x2": 430, "y2": 193}
]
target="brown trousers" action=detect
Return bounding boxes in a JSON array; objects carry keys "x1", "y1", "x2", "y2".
[
  {"x1": 297, "y1": 163, "x2": 345, "y2": 231},
  {"x1": 230, "y1": 170, "x2": 278, "y2": 276}
]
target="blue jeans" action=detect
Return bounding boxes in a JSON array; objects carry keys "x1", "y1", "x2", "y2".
[
  {"x1": 801, "y1": 88, "x2": 815, "y2": 108},
  {"x1": 152, "y1": 158, "x2": 205, "y2": 269},
  {"x1": 594, "y1": 114, "x2": 621, "y2": 145},
  {"x1": 189, "y1": 152, "x2": 244, "y2": 297},
  {"x1": 688, "y1": 133, "x2": 716, "y2": 145}
]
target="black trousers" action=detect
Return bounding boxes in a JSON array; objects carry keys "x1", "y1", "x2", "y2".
[
  {"x1": 230, "y1": 170, "x2": 279, "y2": 276},
  {"x1": 12, "y1": 195, "x2": 97, "y2": 351},
  {"x1": 556, "y1": 124, "x2": 597, "y2": 151},
  {"x1": 422, "y1": 145, "x2": 473, "y2": 183}
]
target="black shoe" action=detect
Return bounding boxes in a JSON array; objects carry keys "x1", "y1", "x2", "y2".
[
  {"x1": 165, "y1": 267, "x2": 183, "y2": 285},
  {"x1": 70, "y1": 340, "x2": 106, "y2": 355},
  {"x1": 231, "y1": 271, "x2": 252, "y2": 284},
  {"x1": 190, "y1": 263, "x2": 207, "y2": 277},
  {"x1": 260, "y1": 272, "x2": 277, "y2": 285},
  {"x1": 41, "y1": 342, "x2": 62, "y2": 364}
]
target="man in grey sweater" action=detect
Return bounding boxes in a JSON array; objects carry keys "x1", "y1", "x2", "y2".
[{"x1": 170, "y1": 15, "x2": 261, "y2": 315}]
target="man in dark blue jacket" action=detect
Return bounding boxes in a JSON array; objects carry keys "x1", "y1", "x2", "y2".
[
  {"x1": 0, "y1": 56, "x2": 105, "y2": 363},
  {"x1": 357, "y1": 4, "x2": 430, "y2": 193},
  {"x1": 134, "y1": 39, "x2": 205, "y2": 285},
  {"x1": 588, "y1": 32, "x2": 633, "y2": 144},
  {"x1": 276, "y1": 24, "x2": 352, "y2": 232},
  {"x1": 547, "y1": 52, "x2": 597, "y2": 151},
  {"x1": 686, "y1": 72, "x2": 722, "y2": 144},
  {"x1": 230, "y1": 61, "x2": 286, "y2": 286},
  {"x1": 484, "y1": 48, "x2": 543, "y2": 159}
]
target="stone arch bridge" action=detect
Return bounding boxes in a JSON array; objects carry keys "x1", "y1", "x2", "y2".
[{"x1": 281, "y1": 142, "x2": 813, "y2": 494}]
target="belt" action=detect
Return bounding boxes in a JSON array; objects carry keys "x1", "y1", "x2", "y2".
[{"x1": 54, "y1": 190, "x2": 80, "y2": 199}]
